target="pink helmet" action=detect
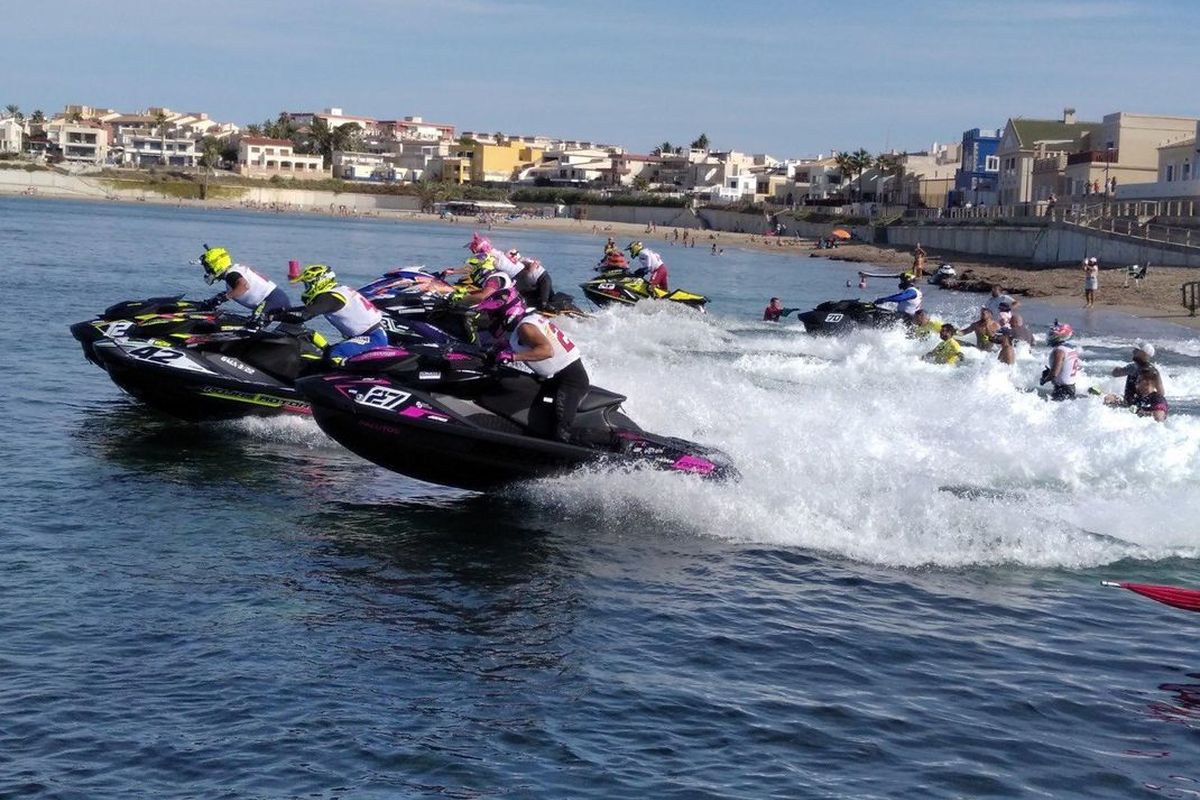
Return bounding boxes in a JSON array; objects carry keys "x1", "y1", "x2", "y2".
[
  {"x1": 473, "y1": 284, "x2": 526, "y2": 330},
  {"x1": 1048, "y1": 320, "x2": 1074, "y2": 344},
  {"x1": 467, "y1": 232, "x2": 493, "y2": 254}
]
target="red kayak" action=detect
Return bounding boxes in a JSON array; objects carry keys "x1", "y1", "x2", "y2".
[{"x1": 1103, "y1": 581, "x2": 1200, "y2": 612}]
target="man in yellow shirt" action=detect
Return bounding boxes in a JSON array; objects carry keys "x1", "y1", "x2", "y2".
[
  {"x1": 910, "y1": 309, "x2": 944, "y2": 339},
  {"x1": 924, "y1": 323, "x2": 963, "y2": 365}
]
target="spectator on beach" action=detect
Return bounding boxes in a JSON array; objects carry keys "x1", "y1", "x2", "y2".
[
  {"x1": 912, "y1": 242, "x2": 927, "y2": 277},
  {"x1": 958, "y1": 307, "x2": 1001, "y2": 351},
  {"x1": 1083, "y1": 257, "x2": 1099, "y2": 308}
]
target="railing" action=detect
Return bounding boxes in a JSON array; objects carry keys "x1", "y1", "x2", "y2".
[
  {"x1": 1184, "y1": 282, "x2": 1200, "y2": 316},
  {"x1": 1066, "y1": 149, "x2": 1119, "y2": 166}
]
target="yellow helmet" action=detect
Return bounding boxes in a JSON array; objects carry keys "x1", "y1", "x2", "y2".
[
  {"x1": 200, "y1": 246, "x2": 233, "y2": 284},
  {"x1": 291, "y1": 263, "x2": 338, "y2": 304},
  {"x1": 626, "y1": 241, "x2": 644, "y2": 258}
]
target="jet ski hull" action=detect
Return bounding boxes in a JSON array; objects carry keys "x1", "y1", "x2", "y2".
[
  {"x1": 296, "y1": 373, "x2": 737, "y2": 490},
  {"x1": 796, "y1": 299, "x2": 901, "y2": 335},
  {"x1": 92, "y1": 338, "x2": 310, "y2": 421}
]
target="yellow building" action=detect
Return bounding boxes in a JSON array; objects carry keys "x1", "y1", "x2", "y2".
[{"x1": 446, "y1": 139, "x2": 542, "y2": 184}]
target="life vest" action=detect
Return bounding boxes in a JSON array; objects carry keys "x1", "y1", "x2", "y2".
[
  {"x1": 898, "y1": 287, "x2": 922, "y2": 316},
  {"x1": 510, "y1": 312, "x2": 581, "y2": 379},
  {"x1": 317, "y1": 284, "x2": 383, "y2": 338},
  {"x1": 489, "y1": 249, "x2": 524, "y2": 279},
  {"x1": 229, "y1": 264, "x2": 277, "y2": 308}
]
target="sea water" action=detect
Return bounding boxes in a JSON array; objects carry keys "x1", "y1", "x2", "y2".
[{"x1": 2, "y1": 197, "x2": 1199, "y2": 798}]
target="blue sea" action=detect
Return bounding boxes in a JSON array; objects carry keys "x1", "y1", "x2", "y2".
[{"x1": 3, "y1": 196, "x2": 1199, "y2": 798}]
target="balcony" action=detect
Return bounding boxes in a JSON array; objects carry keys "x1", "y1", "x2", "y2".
[{"x1": 1067, "y1": 149, "x2": 1119, "y2": 166}]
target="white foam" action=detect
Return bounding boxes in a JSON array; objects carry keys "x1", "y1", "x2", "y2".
[{"x1": 545, "y1": 306, "x2": 1200, "y2": 568}]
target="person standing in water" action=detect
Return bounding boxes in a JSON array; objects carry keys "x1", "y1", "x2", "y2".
[
  {"x1": 912, "y1": 242, "x2": 927, "y2": 278},
  {"x1": 958, "y1": 307, "x2": 1001, "y2": 351},
  {"x1": 1083, "y1": 257, "x2": 1099, "y2": 308},
  {"x1": 1040, "y1": 321, "x2": 1081, "y2": 400}
]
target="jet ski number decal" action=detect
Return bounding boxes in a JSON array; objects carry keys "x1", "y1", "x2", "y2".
[
  {"x1": 355, "y1": 386, "x2": 412, "y2": 410},
  {"x1": 106, "y1": 321, "x2": 133, "y2": 337},
  {"x1": 125, "y1": 345, "x2": 216, "y2": 374},
  {"x1": 824, "y1": 313, "x2": 844, "y2": 323}
]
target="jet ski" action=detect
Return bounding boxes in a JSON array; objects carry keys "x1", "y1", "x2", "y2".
[
  {"x1": 928, "y1": 263, "x2": 957, "y2": 286},
  {"x1": 796, "y1": 299, "x2": 902, "y2": 335},
  {"x1": 580, "y1": 269, "x2": 708, "y2": 310},
  {"x1": 295, "y1": 354, "x2": 738, "y2": 490},
  {"x1": 90, "y1": 322, "x2": 329, "y2": 420},
  {"x1": 90, "y1": 321, "x2": 488, "y2": 422},
  {"x1": 69, "y1": 295, "x2": 250, "y2": 367}
]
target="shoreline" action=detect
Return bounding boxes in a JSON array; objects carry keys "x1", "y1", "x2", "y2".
[{"x1": 6, "y1": 188, "x2": 1200, "y2": 331}]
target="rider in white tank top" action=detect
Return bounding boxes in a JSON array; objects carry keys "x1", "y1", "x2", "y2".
[{"x1": 510, "y1": 312, "x2": 580, "y2": 378}]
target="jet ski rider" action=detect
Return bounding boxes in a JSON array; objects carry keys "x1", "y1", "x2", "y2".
[
  {"x1": 196, "y1": 245, "x2": 291, "y2": 314},
  {"x1": 626, "y1": 241, "x2": 668, "y2": 293},
  {"x1": 274, "y1": 263, "x2": 386, "y2": 361},
  {"x1": 476, "y1": 285, "x2": 589, "y2": 444},
  {"x1": 873, "y1": 274, "x2": 923, "y2": 319}
]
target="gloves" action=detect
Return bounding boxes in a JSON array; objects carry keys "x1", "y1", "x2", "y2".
[
  {"x1": 484, "y1": 348, "x2": 514, "y2": 368},
  {"x1": 264, "y1": 308, "x2": 304, "y2": 324},
  {"x1": 198, "y1": 293, "x2": 227, "y2": 311}
]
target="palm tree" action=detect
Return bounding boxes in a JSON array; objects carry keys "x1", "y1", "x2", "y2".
[
  {"x1": 4, "y1": 104, "x2": 20, "y2": 122},
  {"x1": 690, "y1": 133, "x2": 709, "y2": 150},
  {"x1": 30, "y1": 109, "x2": 45, "y2": 124},
  {"x1": 656, "y1": 141, "x2": 674, "y2": 156},
  {"x1": 153, "y1": 110, "x2": 170, "y2": 166}
]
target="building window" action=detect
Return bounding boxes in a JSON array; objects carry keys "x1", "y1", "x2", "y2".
[
  {"x1": 1185, "y1": 160, "x2": 1192, "y2": 181},
  {"x1": 985, "y1": 155, "x2": 999, "y2": 171}
]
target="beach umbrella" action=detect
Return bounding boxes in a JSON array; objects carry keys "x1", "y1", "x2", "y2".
[
  {"x1": 831, "y1": 228, "x2": 852, "y2": 240},
  {"x1": 1103, "y1": 581, "x2": 1200, "y2": 612}
]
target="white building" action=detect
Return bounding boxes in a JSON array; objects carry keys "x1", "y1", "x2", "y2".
[
  {"x1": 0, "y1": 116, "x2": 24, "y2": 154},
  {"x1": 45, "y1": 120, "x2": 109, "y2": 164},
  {"x1": 332, "y1": 151, "x2": 393, "y2": 181},
  {"x1": 380, "y1": 116, "x2": 455, "y2": 143},
  {"x1": 237, "y1": 137, "x2": 327, "y2": 179}
]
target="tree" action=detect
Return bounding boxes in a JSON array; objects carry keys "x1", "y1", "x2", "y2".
[
  {"x1": 30, "y1": 109, "x2": 45, "y2": 125},
  {"x1": 197, "y1": 136, "x2": 224, "y2": 199},
  {"x1": 244, "y1": 123, "x2": 262, "y2": 136},
  {"x1": 632, "y1": 175, "x2": 650, "y2": 191},
  {"x1": 874, "y1": 152, "x2": 903, "y2": 204},
  {"x1": 655, "y1": 141, "x2": 674, "y2": 156},
  {"x1": 4, "y1": 104, "x2": 21, "y2": 122},
  {"x1": 833, "y1": 148, "x2": 874, "y2": 200},
  {"x1": 690, "y1": 133, "x2": 709, "y2": 150},
  {"x1": 414, "y1": 178, "x2": 449, "y2": 212},
  {"x1": 67, "y1": 110, "x2": 84, "y2": 123},
  {"x1": 153, "y1": 109, "x2": 171, "y2": 166}
]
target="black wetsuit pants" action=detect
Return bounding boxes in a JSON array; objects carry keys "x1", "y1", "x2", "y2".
[
  {"x1": 539, "y1": 360, "x2": 589, "y2": 442},
  {"x1": 523, "y1": 273, "x2": 553, "y2": 310}
]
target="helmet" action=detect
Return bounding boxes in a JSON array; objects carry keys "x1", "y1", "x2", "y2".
[
  {"x1": 626, "y1": 241, "x2": 644, "y2": 257},
  {"x1": 1047, "y1": 320, "x2": 1074, "y2": 345},
  {"x1": 472, "y1": 284, "x2": 527, "y2": 330},
  {"x1": 467, "y1": 232, "x2": 493, "y2": 254},
  {"x1": 200, "y1": 246, "x2": 233, "y2": 284},
  {"x1": 290, "y1": 263, "x2": 338, "y2": 304},
  {"x1": 1134, "y1": 341, "x2": 1156, "y2": 359},
  {"x1": 507, "y1": 249, "x2": 522, "y2": 263}
]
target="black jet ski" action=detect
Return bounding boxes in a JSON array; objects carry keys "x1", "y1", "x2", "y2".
[
  {"x1": 69, "y1": 295, "x2": 250, "y2": 366},
  {"x1": 580, "y1": 269, "x2": 708, "y2": 310},
  {"x1": 295, "y1": 355, "x2": 737, "y2": 490},
  {"x1": 796, "y1": 299, "x2": 901, "y2": 335},
  {"x1": 91, "y1": 322, "x2": 328, "y2": 420}
]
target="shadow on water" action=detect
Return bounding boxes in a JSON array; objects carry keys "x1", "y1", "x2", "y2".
[{"x1": 70, "y1": 402, "x2": 367, "y2": 489}]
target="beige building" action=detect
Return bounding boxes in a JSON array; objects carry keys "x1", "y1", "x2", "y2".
[
  {"x1": 45, "y1": 120, "x2": 109, "y2": 164},
  {"x1": 996, "y1": 109, "x2": 1100, "y2": 204},
  {"x1": 1062, "y1": 112, "x2": 1200, "y2": 198},
  {"x1": 1114, "y1": 121, "x2": 1200, "y2": 200},
  {"x1": 237, "y1": 137, "x2": 327, "y2": 179}
]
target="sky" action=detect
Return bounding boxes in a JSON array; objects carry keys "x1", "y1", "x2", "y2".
[{"x1": 4, "y1": 0, "x2": 1199, "y2": 158}]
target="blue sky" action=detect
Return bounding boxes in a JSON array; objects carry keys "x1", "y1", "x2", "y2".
[{"x1": 5, "y1": 0, "x2": 1198, "y2": 157}]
